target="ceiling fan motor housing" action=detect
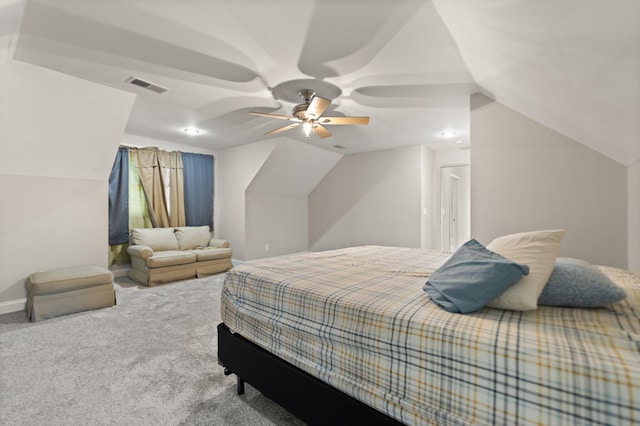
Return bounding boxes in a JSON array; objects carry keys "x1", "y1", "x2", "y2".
[
  {"x1": 292, "y1": 103, "x2": 310, "y2": 119},
  {"x1": 293, "y1": 89, "x2": 316, "y2": 119}
]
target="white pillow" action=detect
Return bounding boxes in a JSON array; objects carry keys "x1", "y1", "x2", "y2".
[
  {"x1": 175, "y1": 226, "x2": 211, "y2": 250},
  {"x1": 131, "y1": 228, "x2": 179, "y2": 251},
  {"x1": 486, "y1": 229, "x2": 565, "y2": 311}
]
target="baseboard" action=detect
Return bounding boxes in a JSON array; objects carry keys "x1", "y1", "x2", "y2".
[{"x1": 0, "y1": 298, "x2": 26, "y2": 315}]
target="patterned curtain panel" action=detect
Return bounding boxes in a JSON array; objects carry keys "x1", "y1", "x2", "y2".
[
  {"x1": 158, "y1": 150, "x2": 185, "y2": 227},
  {"x1": 128, "y1": 153, "x2": 153, "y2": 231},
  {"x1": 108, "y1": 146, "x2": 129, "y2": 245},
  {"x1": 130, "y1": 147, "x2": 169, "y2": 227},
  {"x1": 130, "y1": 147, "x2": 186, "y2": 228},
  {"x1": 182, "y1": 152, "x2": 214, "y2": 230}
]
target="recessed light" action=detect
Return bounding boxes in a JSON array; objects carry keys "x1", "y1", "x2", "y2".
[
  {"x1": 184, "y1": 128, "x2": 200, "y2": 136},
  {"x1": 455, "y1": 140, "x2": 463, "y2": 144},
  {"x1": 440, "y1": 131, "x2": 457, "y2": 138}
]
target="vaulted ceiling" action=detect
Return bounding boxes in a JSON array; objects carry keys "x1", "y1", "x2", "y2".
[{"x1": 3, "y1": 0, "x2": 639, "y2": 165}]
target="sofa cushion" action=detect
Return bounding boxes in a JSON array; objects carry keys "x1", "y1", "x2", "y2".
[
  {"x1": 208, "y1": 238, "x2": 230, "y2": 249},
  {"x1": 146, "y1": 251, "x2": 196, "y2": 267},
  {"x1": 29, "y1": 266, "x2": 113, "y2": 295},
  {"x1": 131, "y1": 228, "x2": 179, "y2": 251},
  {"x1": 175, "y1": 226, "x2": 211, "y2": 250},
  {"x1": 190, "y1": 247, "x2": 232, "y2": 261}
]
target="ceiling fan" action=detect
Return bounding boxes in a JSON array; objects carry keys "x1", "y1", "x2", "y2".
[{"x1": 248, "y1": 89, "x2": 369, "y2": 140}]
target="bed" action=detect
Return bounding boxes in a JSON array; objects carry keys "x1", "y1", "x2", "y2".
[{"x1": 218, "y1": 245, "x2": 640, "y2": 425}]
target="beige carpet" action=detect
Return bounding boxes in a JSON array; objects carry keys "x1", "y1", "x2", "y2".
[{"x1": 0, "y1": 274, "x2": 304, "y2": 425}]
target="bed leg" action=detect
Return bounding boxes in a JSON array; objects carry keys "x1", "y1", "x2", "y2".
[{"x1": 223, "y1": 367, "x2": 245, "y2": 395}]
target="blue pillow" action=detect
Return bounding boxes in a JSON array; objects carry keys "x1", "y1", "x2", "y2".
[
  {"x1": 538, "y1": 258, "x2": 627, "y2": 308},
  {"x1": 424, "y1": 239, "x2": 529, "y2": 313}
]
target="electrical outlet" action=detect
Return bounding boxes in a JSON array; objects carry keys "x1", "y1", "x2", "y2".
[{"x1": 265, "y1": 243, "x2": 270, "y2": 251}]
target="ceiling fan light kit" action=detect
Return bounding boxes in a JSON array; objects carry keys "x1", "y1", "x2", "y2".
[
  {"x1": 183, "y1": 128, "x2": 200, "y2": 136},
  {"x1": 248, "y1": 89, "x2": 369, "y2": 141}
]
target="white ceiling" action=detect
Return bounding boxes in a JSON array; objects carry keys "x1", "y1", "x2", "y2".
[{"x1": 4, "y1": 0, "x2": 639, "y2": 164}]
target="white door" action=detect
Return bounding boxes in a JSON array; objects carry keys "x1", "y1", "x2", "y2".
[{"x1": 440, "y1": 165, "x2": 470, "y2": 251}]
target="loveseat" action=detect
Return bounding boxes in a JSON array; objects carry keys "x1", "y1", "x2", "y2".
[{"x1": 127, "y1": 226, "x2": 232, "y2": 286}]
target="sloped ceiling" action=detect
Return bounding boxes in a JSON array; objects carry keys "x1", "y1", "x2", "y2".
[
  {"x1": 0, "y1": 60, "x2": 135, "y2": 180},
  {"x1": 5, "y1": 0, "x2": 640, "y2": 165},
  {"x1": 247, "y1": 140, "x2": 342, "y2": 196},
  {"x1": 433, "y1": 0, "x2": 640, "y2": 166}
]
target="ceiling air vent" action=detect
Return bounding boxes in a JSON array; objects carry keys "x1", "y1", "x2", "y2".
[{"x1": 126, "y1": 77, "x2": 168, "y2": 94}]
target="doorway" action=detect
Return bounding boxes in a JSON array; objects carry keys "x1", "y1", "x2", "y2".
[{"x1": 440, "y1": 164, "x2": 470, "y2": 251}]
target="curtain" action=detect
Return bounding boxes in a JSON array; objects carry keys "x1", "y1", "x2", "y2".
[
  {"x1": 108, "y1": 146, "x2": 199, "y2": 265},
  {"x1": 109, "y1": 150, "x2": 154, "y2": 265},
  {"x1": 108, "y1": 146, "x2": 129, "y2": 245},
  {"x1": 130, "y1": 147, "x2": 169, "y2": 227},
  {"x1": 182, "y1": 152, "x2": 214, "y2": 230},
  {"x1": 159, "y1": 150, "x2": 185, "y2": 227},
  {"x1": 130, "y1": 147, "x2": 185, "y2": 228},
  {"x1": 128, "y1": 153, "x2": 153, "y2": 230}
]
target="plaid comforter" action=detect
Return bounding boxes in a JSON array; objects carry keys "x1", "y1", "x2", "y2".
[{"x1": 221, "y1": 246, "x2": 640, "y2": 425}]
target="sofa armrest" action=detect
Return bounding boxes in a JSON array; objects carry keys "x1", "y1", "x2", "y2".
[
  {"x1": 127, "y1": 245, "x2": 154, "y2": 260},
  {"x1": 208, "y1": 238, "x2": 230, "y2": 249}
]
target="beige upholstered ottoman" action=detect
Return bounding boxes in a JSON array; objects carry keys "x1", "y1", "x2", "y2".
[{"x1": 26, "y1": 266, "x2": 116, "y2": 322}]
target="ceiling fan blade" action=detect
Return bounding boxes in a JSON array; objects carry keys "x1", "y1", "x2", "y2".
[
  {"x1": 306, "y1": 96, "x2": 331, "y2": 118},
  {"x1": 313, "y1": 123, "x2": 332, "y2": 139},
  {"x1": 265, "y1": 123, "x2": 300, "y2": 135},
  {"x1": 248, "y1": 112, "x2": 293, "y2": 120},
  {"x1": 319, "y1": 116, "x2": 370, "y2": 125}
]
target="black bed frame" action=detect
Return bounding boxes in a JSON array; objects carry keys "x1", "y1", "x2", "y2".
[{"x1": 217, "y1": 323, "x2": 404, "y2": 425}]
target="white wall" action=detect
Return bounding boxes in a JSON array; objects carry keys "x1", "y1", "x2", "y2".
[
  {"x1": 215, "y1": 140, "x2": 277, "y2": 260},
  {"x1": 629, "y1": 161, "x2": 640, "y2": 271},
  {"x1": 0, "y1": 60, "x2": 134, "y2": 312},
  {"x1": 217, "y1": 139, "x2": 341, "y2": 261},
  {"x1": 421, "y1": 146, "x2": 435, "y2": 249},
  {"x1": 0, "y1": 0, "x2": 24, "y2": 63},
  {"x1": 245, "y1": 191, "x2": 308, "y2": 260},
  {"x1": 471, "y1": 96, "x2": 628, "y2": 268},
  {"x1": 309, "y1": 144, "x2": 422, "y2": 251},
  {"x1": 243, "y1": 140, "x2": 341, "y2": 259}
]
